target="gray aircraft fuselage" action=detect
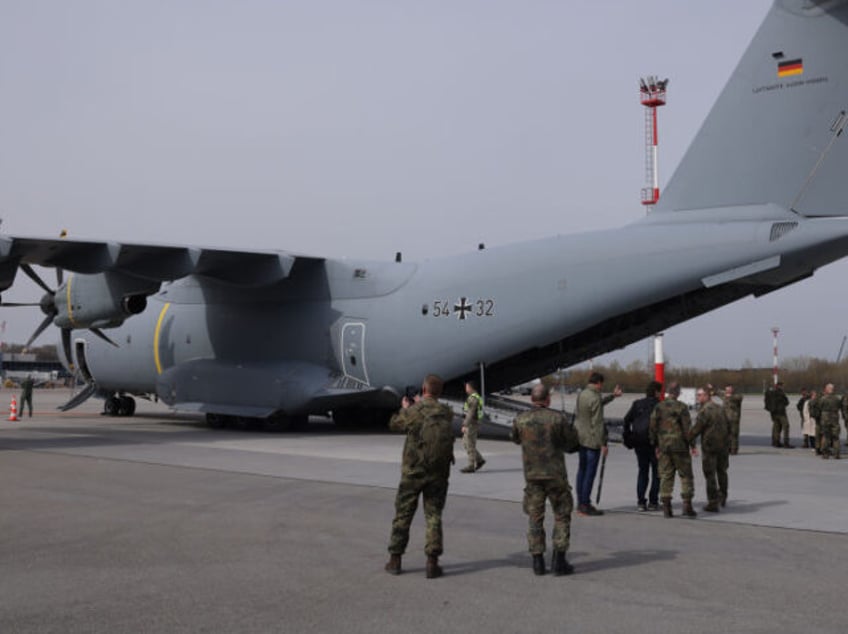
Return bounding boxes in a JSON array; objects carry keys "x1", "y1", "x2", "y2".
[{"x1": 67, "y1": 202, "x2": 848, "y2": 416}]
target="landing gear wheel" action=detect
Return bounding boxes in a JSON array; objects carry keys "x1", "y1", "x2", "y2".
[
  {"x1": 104, "y1": 396, "x2": 120, "y2": 416},
  {"x1": 332, "y1": 408, "x2": 358, "y2": 428},
  {"x1": 206, "y1": 413, "x2": 226, "y2": 429},
  {"x1": 118, "y1": 395, "x2": 136, "y2": 417}
]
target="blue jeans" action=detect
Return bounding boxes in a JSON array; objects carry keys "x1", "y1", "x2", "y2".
[
  {"x1": 634, "y1": 445, "x2": 659, "y2": 505},
  {"x1": 576, "y1": 446, "x2": 601, "y2": 507}
]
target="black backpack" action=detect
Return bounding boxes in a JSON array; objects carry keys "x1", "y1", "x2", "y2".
[{"x1": 623, "y1": 397, "x2": 655, "y2": 449}]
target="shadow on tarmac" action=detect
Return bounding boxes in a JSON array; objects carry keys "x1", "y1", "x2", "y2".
[
  {"x1": 569, "y1": 548, "x2": 678, "y2": 573},
  {"x1": 441, "y1": 548, "x2": 679, "y2": 577}
]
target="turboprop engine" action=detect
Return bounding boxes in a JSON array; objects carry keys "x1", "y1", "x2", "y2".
[{"x1": 51, "y1": 272, "x2": 157, "y2": 330}]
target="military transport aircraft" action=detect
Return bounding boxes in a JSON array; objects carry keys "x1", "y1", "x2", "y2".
[{"x1": 2, "y1": 0, "x2": 848, "y2": 428}]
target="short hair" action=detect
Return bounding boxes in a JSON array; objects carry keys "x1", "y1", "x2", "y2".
[
  {"x1": 699, "y1": 385, "x2": 713, "y2": 396},
  {"x1": 646, "y1": 381, "x2": 662, "y2": 397},
  {"x1": 465, "y1": 379, "x2": 478, "y2": 392},
  {"x1": 588, "y1": 372, "x2": 604, "y2": 385},
  {"x1": 422, "y1": 374, "x2": 444, "y2": 398},
  {"x1": 666, "y1": 381, "x2": 681, "y2": 397},
  {"x1": 530, "y1": 384, "x2": 550, "y2": 403}
]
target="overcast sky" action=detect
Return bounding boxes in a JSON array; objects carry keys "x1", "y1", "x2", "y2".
[{"x1": 4, "y1": 0, "x2": 839, "y2": 370}]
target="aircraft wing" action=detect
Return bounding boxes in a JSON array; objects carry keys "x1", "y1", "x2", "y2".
[{"x1": 0, "y1": 235, "x2": 322, "y2": 290}]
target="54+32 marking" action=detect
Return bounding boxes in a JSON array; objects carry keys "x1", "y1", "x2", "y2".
[{"x1": 429, "y1": 297, "x2": 495, "y2": 320}]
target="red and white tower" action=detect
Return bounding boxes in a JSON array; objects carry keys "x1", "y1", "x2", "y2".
[
  {"x1": 654, "y1": 333, "x2": 665, "y2": 400},
  {"x1": 771, "y1": 327, "x2": 780, "y2": 385},
  {"x1": 639, "y1": 76, "x2": 668, "y2": 207}
]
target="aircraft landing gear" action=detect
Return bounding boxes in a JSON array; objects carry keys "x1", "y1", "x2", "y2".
[
  {"x1": 332, "y1": 407, "x2": 393, "y2": 428},
  {"x1": 103, "y1": 394, "x2": 136, "y2": 417}
]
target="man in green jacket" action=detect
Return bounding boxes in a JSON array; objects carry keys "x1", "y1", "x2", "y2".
[{"x1": 574, "y1": 372, "x2": 621, "y2": 516}]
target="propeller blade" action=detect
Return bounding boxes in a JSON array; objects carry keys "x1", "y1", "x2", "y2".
[
  {"x1": 56, "y1": 268, "x2": 64, "y2": 287},
  {"x1": 61, "y1": 328, "x2": 74, "y2": 370},
  {"x1": 20, "y1": 264, "x2": 54, "y2": 294},
  {"x1": 0, "y1": 302, "x2": 41, "y2": 307},
  {"x1": 58, "y1": 382, "x2": 97, "y2": 412},
  {"x1": 89, "y1": 327, "x2": 119, "y2": 348},
  {"x1": 25, "y1": 315, "x2": 54, "y2": 348}
]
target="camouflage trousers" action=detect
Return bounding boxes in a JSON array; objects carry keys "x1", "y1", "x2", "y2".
[
  {"x1": 462, "y1": 423, "x2": 484, "y2": 468},
  {"x1": 701, "y1": 450, "x2": 729, "y2": 503},
  {"x1": 770, "y1": 413, "x2": 790, "y2": 445},
  {"x1": 821, "y1": 421, "x2": 841, "y2": 458},
  {"x1": 728, "y1": 417, "x2": 740, "y2": 453},
  {"x1": 658, "y1": 450, "x2": 694, "y2": 500},
  {"x1": 522, "y1": 479, "x2": 573, "y2": 555},
  {"x1": 388, "y1": 474, "x2": 449, "y2": 556}
]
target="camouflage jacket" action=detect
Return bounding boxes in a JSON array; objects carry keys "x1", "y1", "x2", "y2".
[
  {"x1": 818, "y1": 393, "x2": 842, "y2": 425},
  {"x1": 721, "y1": 393, "x2": 743, "y2": 422},
  {"x1": 649, "y1": 397, "x2": 692, "y2": 453},
  {"x1": 575, "y1": 385, "x2": 613, "y2": 449},
  {"x1": 389, "y1": 397, "x2": 455, "y2": 478},
  {"x1": 689, "y1": 401, "x2": 730, "y2": 453},
  {"x1": 510, "y1": 407, "x2": 570, "y2": 483},
  {"x1": 809, "y1": 396, "x2": 822, "y2": 421}
]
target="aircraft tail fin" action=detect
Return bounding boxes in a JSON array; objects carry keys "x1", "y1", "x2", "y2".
[{"x1": 656, "y1": 0, "x2": 848, "y2": 216}]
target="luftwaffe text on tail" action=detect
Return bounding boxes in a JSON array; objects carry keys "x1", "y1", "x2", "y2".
[{"x1": 2, "y1": 1, "x2": 848, "y2": 429}]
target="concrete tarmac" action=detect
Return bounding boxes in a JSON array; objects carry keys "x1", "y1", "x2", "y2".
[{"x1": 0, "y1": 390, "x2": 846, "y2": 633}]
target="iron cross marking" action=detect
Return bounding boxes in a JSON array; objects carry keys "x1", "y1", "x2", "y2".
[{"x1": 454, "y1": 297, "x2": 472, "y2": 320}]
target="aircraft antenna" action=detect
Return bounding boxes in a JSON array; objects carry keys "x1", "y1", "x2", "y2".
[{"x1": 639, "y1": 76, "x2": 668, "y2": 209}]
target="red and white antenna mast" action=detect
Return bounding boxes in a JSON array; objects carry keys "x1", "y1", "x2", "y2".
[
  {"x1": 771, "y1": 327, "x2": 780, "y2": 385},
  {"x1": 639, "y1": 76, "x2": 668, "y2": 208}
]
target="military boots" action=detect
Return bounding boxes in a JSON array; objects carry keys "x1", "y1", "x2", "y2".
[
  {"x1": 661, "y1": 497, "x2": 673, "y2": 518},
  {"x1": 703, "y1": 500, "x2": 720, "y2": 513},
  {"x1": 552, "y1": 551, "x2": 574, "y2": 576},
  {"x1": 682, "y1": 500, "x2": 698, "y2": 518},
  {"x1": 532, "y1": 554, "x2": 546, "y2": 576},
  {"x1": 385, "y1": 554, "x2": 402, "y2": 575},
  {"x1": 426, "y1": 555, "x2": 443, "y2": 579}
]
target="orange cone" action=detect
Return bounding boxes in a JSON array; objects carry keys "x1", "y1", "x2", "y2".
[{"x1": 8, "y1": 396, "x2": 18, "y2": 422}]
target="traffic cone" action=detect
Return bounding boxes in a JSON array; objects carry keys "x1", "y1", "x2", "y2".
[{"x1": 8, "y1": 396, "x2": 18, "y2": 422}]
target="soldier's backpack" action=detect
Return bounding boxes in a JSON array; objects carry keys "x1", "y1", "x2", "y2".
[
  {"x1": 623, "y1": 398, "x2": 654, "y2": 449},
  {"x1": 417, "y1": 408, "x2": 456, "y2": 471},
  {"x1": 764, "y1": 388, "x2": 775, "y2": 413}
]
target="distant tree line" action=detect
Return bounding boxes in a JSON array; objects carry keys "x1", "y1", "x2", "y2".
[
  {"x1": 548, "y1": 356, "x2": 848, "y2": 395},
  {"x1": 1, "y1": 343, "x2": 59, "y2": 362}
]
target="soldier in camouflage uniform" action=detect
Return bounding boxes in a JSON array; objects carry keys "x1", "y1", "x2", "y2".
[
  {"x1": 511, "y1": 384, "x2": 576, "y2": 576},
  {"x1": 841, "y1": 392, "x2": 848, "y2": 448},
  {"x1": 720, "y1": 385, "x2": 743, "y2": 455},
  {"x1": 649, "y1": 382, "x2": 698, "y2": 519},
  {"x1": 460, "y1": 380, "x2": 486, "y2": 473},
  {"x1": 689, "y1": 387, "x2": 731, "y2": 512},
  {"x1": 765, "y1": 382, "x2": 793, "y2": 448},
  {"x1": 809, "y1": 391, "x2": 823, "y2": 455},
  {"x1": 818, "y1": 383, "x2": 841, "y2": 460},
  {"x1": 385, "y1": 374, "x2": 456, "y2": 579}
]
